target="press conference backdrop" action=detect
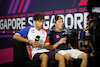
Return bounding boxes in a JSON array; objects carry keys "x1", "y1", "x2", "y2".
[{"x1": 0, "y1": 0, "x2": 88, "y2": 66}]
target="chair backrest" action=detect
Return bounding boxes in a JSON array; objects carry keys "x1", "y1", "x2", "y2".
[
  {"x1": 13, "y1": 40, "x2": 29, "y2": 66},
  {"x1": 69, "y1": 31, "x2": 78, "y2": 49}
]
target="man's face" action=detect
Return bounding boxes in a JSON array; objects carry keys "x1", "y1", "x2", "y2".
[
  {"x1": 35, "y1": 19, "x2": 44, "y2": 29},
  {"x1": 54, "y1": 19, "x2": 63, "y2": 30}
]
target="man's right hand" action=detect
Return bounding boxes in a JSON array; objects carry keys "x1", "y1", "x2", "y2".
[
  {"x1": 29, "y1": 40, "x2": 41, "y2": 47},
  {"x1": 58, "y1": 38, "x2": 66, "y2": 45}
]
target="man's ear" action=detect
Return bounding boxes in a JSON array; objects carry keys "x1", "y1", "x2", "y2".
[
  {"x1": 54, "y1": 22, "x2": 56, "y2": 26},
  {"x1": 34, "y1": 20, "x2": 36, "y2": 23},
  {"x1": 34, "y1": 20, "x2": 37, "y2": 24}
]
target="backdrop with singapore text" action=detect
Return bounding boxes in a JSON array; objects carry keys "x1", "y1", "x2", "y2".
[{"x1": 0, "y1": 0, "x2": 88, "y2": 65}]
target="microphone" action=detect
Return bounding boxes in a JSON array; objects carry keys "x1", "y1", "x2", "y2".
[
  {"x1": 62, "y1": 31, "x2": 67, "y2": 44},
  {"x1": 35, "y1": 35, "x2": 40, "y2": 41},
  {"x1": 62, "y1": 31, "x2": 67, "y2": 37}
]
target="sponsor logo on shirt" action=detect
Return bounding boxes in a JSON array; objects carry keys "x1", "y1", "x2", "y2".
[{"x1": 56, "y1": 35, "x2": 60, "y2": 39}]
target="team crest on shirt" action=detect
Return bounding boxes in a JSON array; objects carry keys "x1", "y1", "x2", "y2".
[
  {"x1": 56, "y1": 35, "x2": 60, "y2": 39},
  {"x1": 32, "y1": 30, "x2": 35, "y2": 33}
]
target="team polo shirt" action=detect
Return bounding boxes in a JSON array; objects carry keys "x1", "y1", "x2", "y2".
[
  {"x1": 80, "y1": 27, "x2": 93, "y2": 45},
  {"x1": 49, "y1": 30, "x2": 70, "y2": 50},
  {"x1": 80, "y1": 28, "x2": 92, "y2": 41},
  {"x1": 16, "y1": 26, "x2": 50, "y2": 59}
]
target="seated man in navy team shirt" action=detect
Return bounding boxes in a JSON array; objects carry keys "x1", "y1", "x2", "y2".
[
  {"x1": 49, "y1": 16, "x2": 88, "y2": 67},
  {"x1": 13, "y1": 13, "x2": 66, "y2": 67},
  {"x1": 78, "y1": 15, "x2": 94, "y2": 57}
]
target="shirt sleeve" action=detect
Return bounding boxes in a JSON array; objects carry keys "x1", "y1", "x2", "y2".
[
  {"x1": 16, "y1": 26, "x2": 31, "y2": 38},
  {"x1": 49, "y1": 32, "x2": 53, "y2": 45},
  {"x1": 45, "y1": 34, "x2": 50, "y2": 44},
  {"x1": 44, "y1": 30, "x2": 50, "y2": 44}
]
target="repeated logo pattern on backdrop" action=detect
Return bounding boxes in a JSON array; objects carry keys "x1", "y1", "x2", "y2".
[{"x1": 0, "y1": 0, "x2": 89, "y2": 33}]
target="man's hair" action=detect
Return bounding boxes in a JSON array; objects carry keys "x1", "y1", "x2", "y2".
[
  {"x1": 52, "y1": 16, "x2": 63, "y2": 28},
  {"x1": 55, "y1": 16, "x2": 63, "y2": 23},
  {"x1": 34, "y1": 13, "x2": 44, "y2": 21}
]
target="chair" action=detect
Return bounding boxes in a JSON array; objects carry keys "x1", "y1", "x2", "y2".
[
  {"x1": 69, "y1": 31, "x2": 78, "y2": 49},
  {"x1": 13, "y1": 40, "x2": 58, "y2": 67}
]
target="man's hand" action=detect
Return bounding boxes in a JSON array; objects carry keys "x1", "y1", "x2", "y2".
[
  {"x1": 29, "y1": 40, "x2": 42, "y2": 47},
  {"x1": 58, "y1": 38, "x2": 66, "y2": 44}
]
